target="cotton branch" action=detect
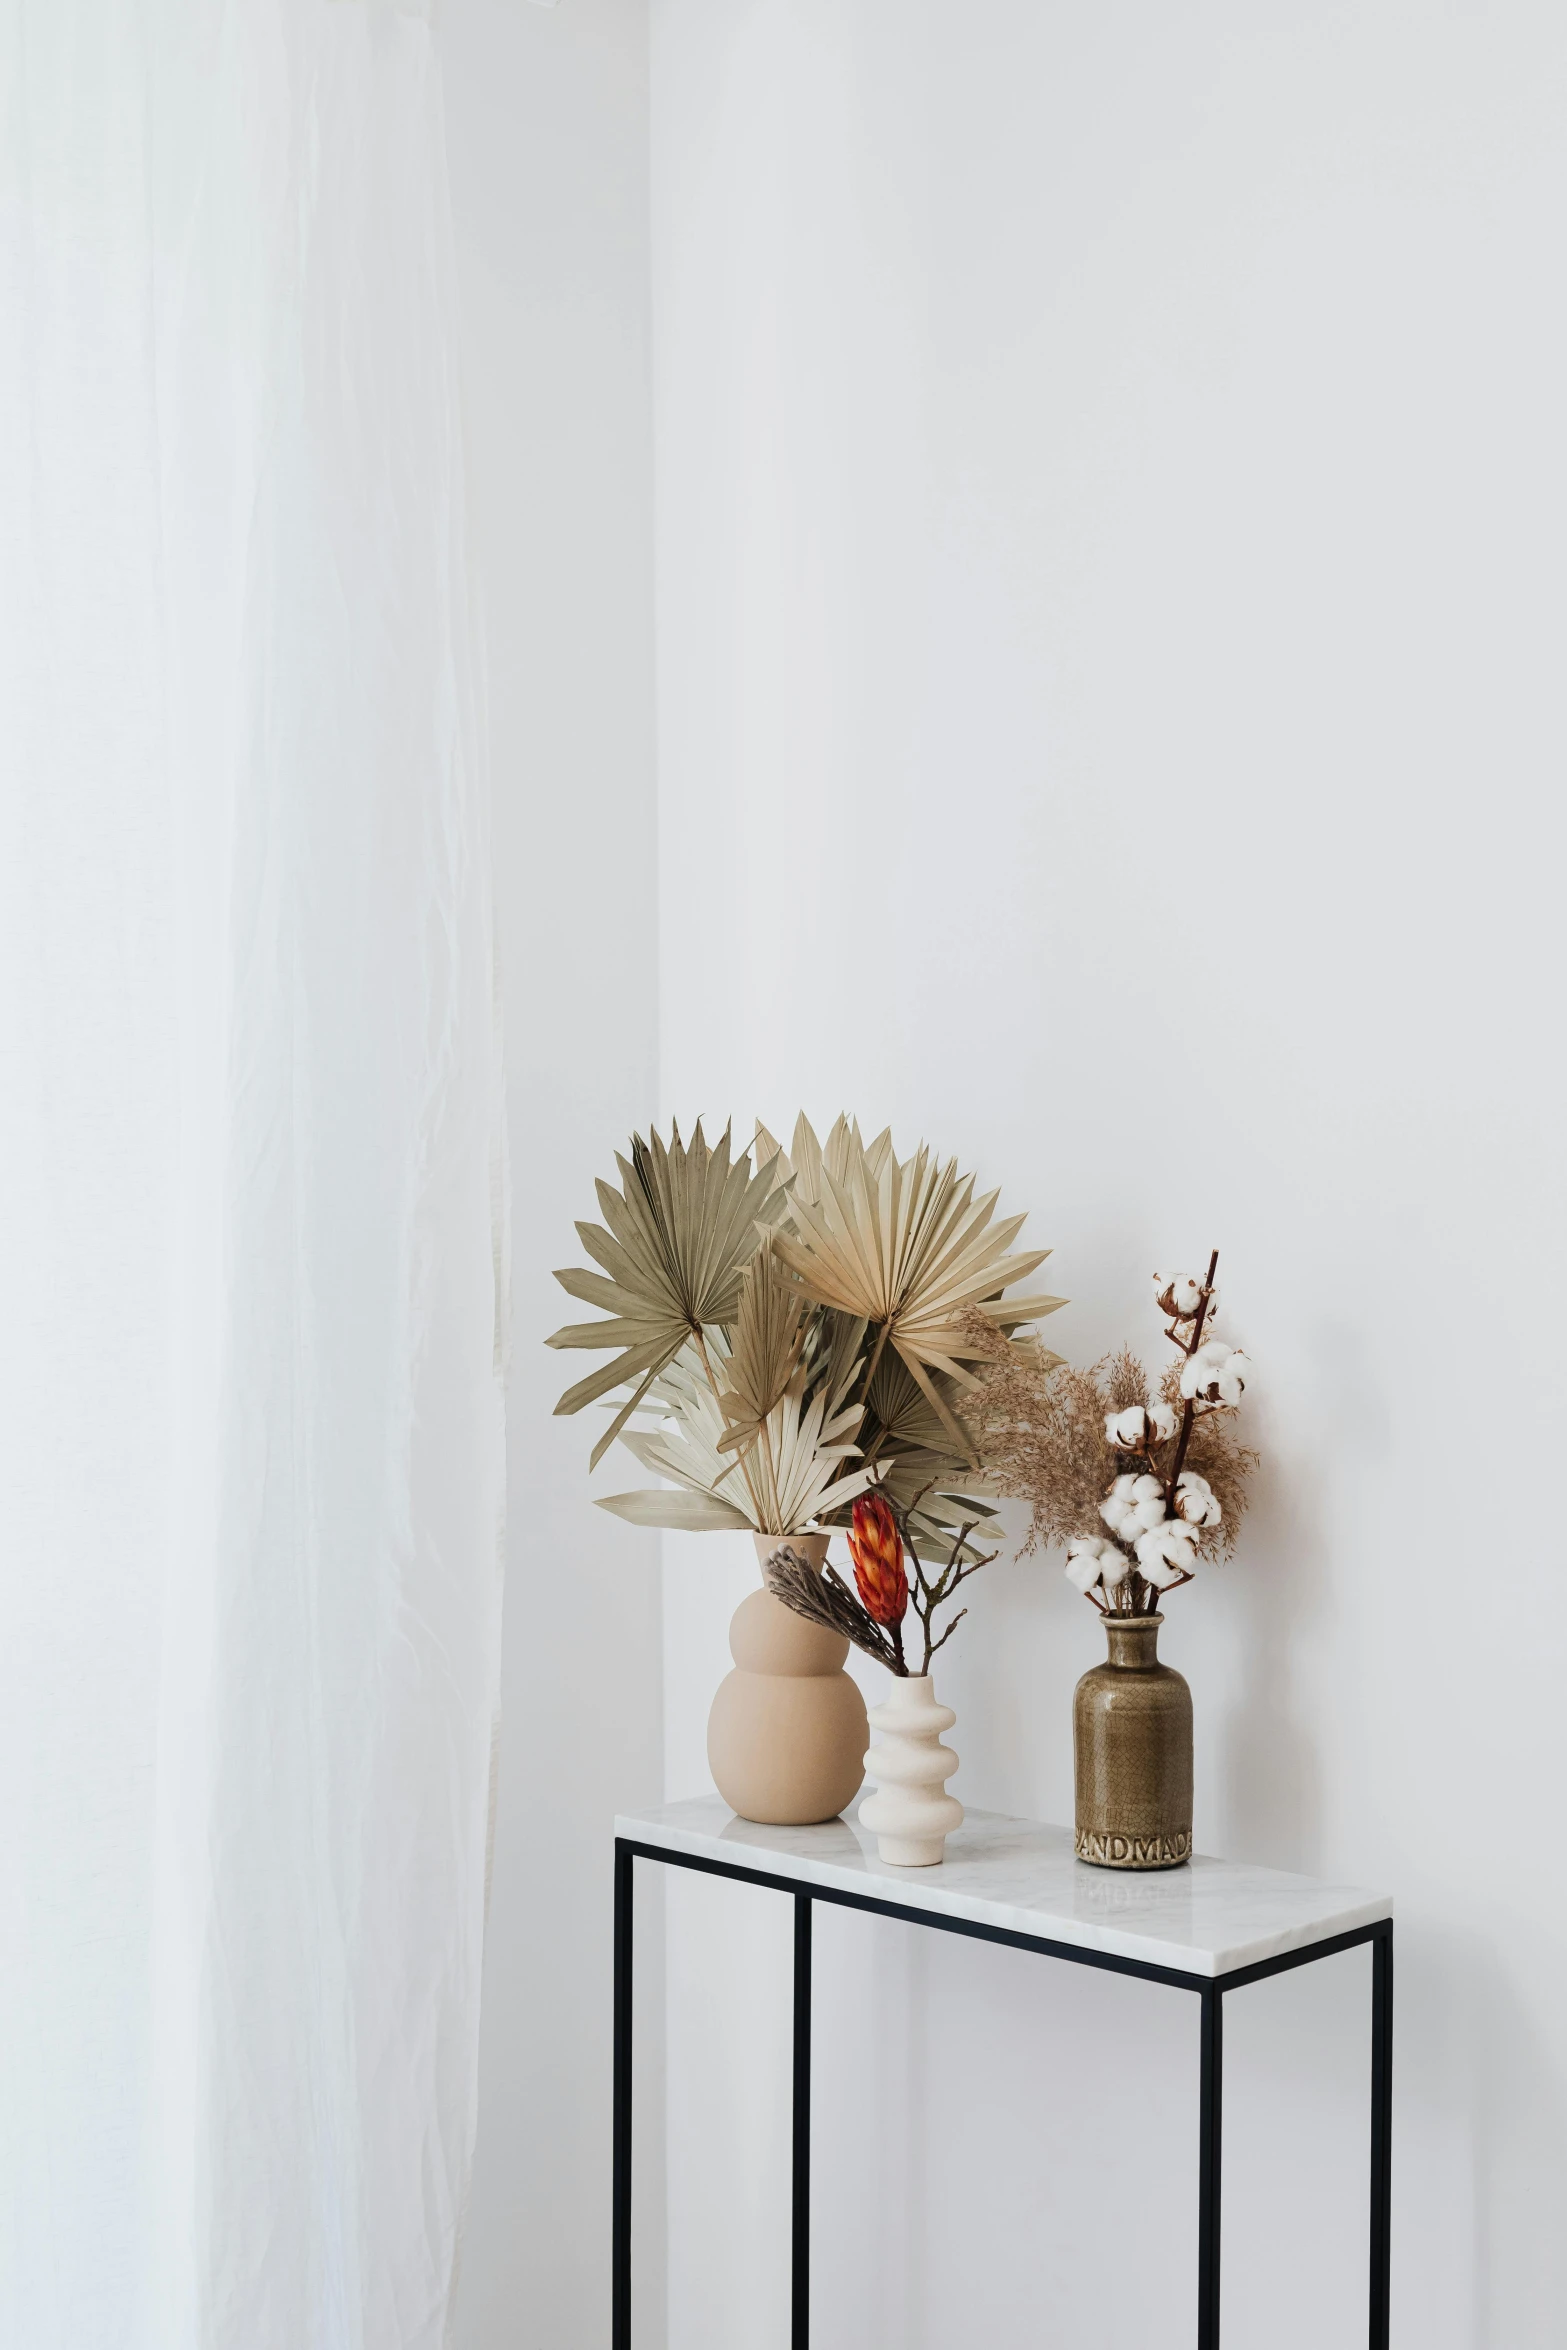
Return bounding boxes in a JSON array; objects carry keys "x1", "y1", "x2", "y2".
[{"x1": 1162, "y1": 1246, "x2": 1219, "y2": 1505}]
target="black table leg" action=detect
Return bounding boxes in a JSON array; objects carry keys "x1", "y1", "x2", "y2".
[
  {"x1": 1370, "y1": 1923, "x2": 1394, "y2": 2349},
  {"x1": 613, "y1": 1839, "x2": 633, "y2": 2350},
  {"x1": 1198, "y1": 1982, "x2": 1224, "y2": 2350},
  {"x1": 792, "y1": 1892, "x2": 813, "y2": 2350}
]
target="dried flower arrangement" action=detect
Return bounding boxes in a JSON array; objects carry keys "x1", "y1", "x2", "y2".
[
  {"x1": 764, "y1": 1483, "x2": 999, "y2": 1675},
  {"x1": 961, "y1": 1250, "x2": 1258, "y2": 1615},
  {"x1": 546, "y1": 1114, "x2": 1061, "y2": 1547}
]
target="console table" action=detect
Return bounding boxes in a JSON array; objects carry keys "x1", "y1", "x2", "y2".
[{"x1": 613, "y1": 1797, "x2": 1392, "y2": 2349}]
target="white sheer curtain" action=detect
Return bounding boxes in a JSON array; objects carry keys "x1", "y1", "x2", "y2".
[{"x1": 0, "y1": 8, "x2": 506, "y2": 2347}]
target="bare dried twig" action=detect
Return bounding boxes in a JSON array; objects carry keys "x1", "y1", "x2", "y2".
[{"x1": 898, "y1": 1488, "x2": 999, "y2": 1672}]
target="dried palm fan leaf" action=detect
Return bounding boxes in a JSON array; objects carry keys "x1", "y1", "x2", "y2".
[
  {"x1": 598, "y1": 1346, "x2": 756, "y2": 1531},
  {"x1": 797, "y1": 1298, "x2": 869, "y2": 1407},
  {"x1": 862, "y1": 1346, "x2": 970, "y2": 1468},
  {"x1": 547, "y1": 1119, "x2": 788, "y2": 1468},
  {"x1": 828, "y1": 1350, "x2": 1002, "y2": 1559},
  {"x1": 879, "y1": 1474, "x2": 999, "y2": 1563},
  {"x1": 596, "y1": 1484, "x2": 756, "y2": 1534},
  {"x1": 715, "y1": 1242, "x2": 808, "y2": 1456},
  {"x1": 598, "y1": 1334, "x2": 874, "y2": 1536},
  {"x1": 755, "y1": 1112, "x2": 891, "y2": 1220},
  {"x1": 752, "y1": 1375, "x2": 873, "y2": 1535},
  {"x1": 769, "y1": 1123, "x2": 1063, "y2": 1457}
]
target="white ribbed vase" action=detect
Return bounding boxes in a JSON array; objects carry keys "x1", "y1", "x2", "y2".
[{"x1": 858, "y1": 1674, "x2": 963, "y2": 1866}]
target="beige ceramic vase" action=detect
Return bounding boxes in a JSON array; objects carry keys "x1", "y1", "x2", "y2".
[
  {"x1": 1073, "y1": 1612, "x2": 1193, "y2": 1869},
  {"x1": 707, "y1": 1533, "x2": 869, "y2": 1825}
]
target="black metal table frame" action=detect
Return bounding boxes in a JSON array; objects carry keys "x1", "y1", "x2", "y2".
[{"x1": 612, "y1": 1836, "x2": 1392, "y2": 2350}]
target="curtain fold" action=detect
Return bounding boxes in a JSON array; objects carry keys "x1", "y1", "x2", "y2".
[{"x1": 0, "y1": 8, "x2": 506, "y2": 2346}]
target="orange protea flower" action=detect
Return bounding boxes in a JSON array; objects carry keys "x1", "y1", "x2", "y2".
[{"x1": 848, "y1": 1492, "x2": 908, "y2": 1626}]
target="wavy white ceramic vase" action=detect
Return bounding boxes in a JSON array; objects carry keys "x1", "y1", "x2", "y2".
[{"x1": 858, "y1": 1674, "x2": 963, "y2": 1866}]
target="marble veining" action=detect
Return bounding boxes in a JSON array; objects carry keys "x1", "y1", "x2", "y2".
[{"x1": 615, "y1": 1797, "x2": 1391, "y2": 1978}]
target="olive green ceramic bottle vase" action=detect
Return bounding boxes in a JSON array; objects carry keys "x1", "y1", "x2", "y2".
[{"x1": 1073, "y1": 1612, "x2": 1193, "y2": 1869}]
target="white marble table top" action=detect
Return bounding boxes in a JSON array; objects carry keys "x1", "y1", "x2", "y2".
[{"x1": 616, "y1": 1797, "x2": 1391, "y2": 1980}]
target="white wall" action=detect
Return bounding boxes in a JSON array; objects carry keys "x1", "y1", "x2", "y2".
[
  {"x1": 650, "y1": 4, "x2": 1567, "y2": 2346},
  {"x1": 443, "y1": 7, "x2": 664, "y2": 2345}
]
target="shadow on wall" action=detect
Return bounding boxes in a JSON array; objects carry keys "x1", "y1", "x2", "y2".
[
  {"x1": 1217, "y1": 1445, "x2": 1326, "y2": 1874},
  {"x1": 1218, "y1": 1311, "x2": 1397, "y2": 1874},
  {"x1": 1440, "y1": 1919, "x2": 1567, "y2": 2346},
  {"x1": 1222, "y1": 1314, "x2": 1567, "y2": 2342}
]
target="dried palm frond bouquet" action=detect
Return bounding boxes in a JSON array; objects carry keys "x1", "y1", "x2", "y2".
[{"x1": 547, "y1": 1115, "x2": 1059, "y2": 1841}]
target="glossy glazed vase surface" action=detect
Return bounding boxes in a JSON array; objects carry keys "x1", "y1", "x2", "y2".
[
  {"x1": 1073, "y1": 1612, "x2": 1192, "y2": 1869},
  {"x1": 707, "y1": 1533, "x2": 869, "y2": 1825}
]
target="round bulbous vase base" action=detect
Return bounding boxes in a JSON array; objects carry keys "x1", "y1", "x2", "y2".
[
  {"x1": 1073, "y1": 1611, "x2": 1193, "y2": 1872},
  {"x1": 708, "y1": 1666, "x2": 869, "y2": 1826}
]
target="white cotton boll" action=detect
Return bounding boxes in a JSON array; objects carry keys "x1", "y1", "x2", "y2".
[
  {"x1": 1105, "y1": 1401, "x2": 1179, "y2": 1450},
  {"x1": 1101, "y1": 1472, "x2": 1167, "y2": 1538},
  {"x1": 1065, "y1": 1536, "x2": 1128, "y2": 1594},
  {"x1": 1127, "y1": 1474, "x2": 1168, "y2": 1531},
  {"x1": 1180, "y1": 1341, "x2": 1251, "y2": 1407},
  {"x1": 1155, "y1": 1271, "x2": 1204, "y2": 1318},
  {"x1": 1136, "y1": 1522, "x2": 1199, "y2": 1586},
  {"x1": 1173, "y1": 1471, "x2": 1222, "y2": 1527},
  {"x1": 1178, "y1": 1341, "x2": 1227, "y2": 1399},
  {"x1": 1098, "y1": 1475, "x2": 1137, "y2": 1535}
]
